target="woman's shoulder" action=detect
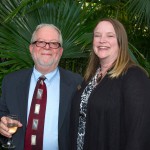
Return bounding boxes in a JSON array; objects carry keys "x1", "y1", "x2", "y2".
[
  {"x1": 124, "y1": 65, "x2": 148, "y2": 78},
  {"x1": 122, "y1": 65, "x2": 150, "y2": 87}
]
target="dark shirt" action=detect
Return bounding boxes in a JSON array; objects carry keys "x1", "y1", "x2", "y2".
[{"x1": 70, "y1": 66, "x2": 150, "y2": 150}]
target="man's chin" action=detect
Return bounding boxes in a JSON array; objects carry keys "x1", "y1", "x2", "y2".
[
  {"x1": 39, "y1": 63, "x2": 53, "y2": 67},
  {"x1": 38, "y1": 60, "x2": 56, "y2": 67}
]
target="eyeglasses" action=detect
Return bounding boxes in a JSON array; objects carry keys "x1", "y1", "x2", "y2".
[{"x1": 32, "y1": 41, "x2": 61, "y2": 49}]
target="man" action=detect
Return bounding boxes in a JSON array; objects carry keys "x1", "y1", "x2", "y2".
[{"x1": 0, "y1": 24, "x2": 82, "y2": 150}]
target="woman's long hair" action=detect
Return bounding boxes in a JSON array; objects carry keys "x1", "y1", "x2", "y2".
[{"x1": 84, "y1": 18, "x2": 137, "y2": 81}]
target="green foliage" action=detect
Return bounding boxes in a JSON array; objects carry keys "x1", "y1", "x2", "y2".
[
  {"x1": 125, "y1": 0, "x2": 150, "y2": 27},
  {"x1": 0, "y1": 0, "x2": 95, "y2": 77},
  {"x1": 0, "y1": 0, "x2": 150, "y2": 90},
  {"x1": 129, "y1": 43, "x2": 150, "y2": 75}
]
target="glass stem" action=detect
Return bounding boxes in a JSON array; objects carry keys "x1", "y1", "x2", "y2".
[{"x1": 7, "y1": 137, "x2": 13, "y2": 147}]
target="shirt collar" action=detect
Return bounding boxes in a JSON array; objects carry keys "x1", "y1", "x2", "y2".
[{"x1": 33, "y1": 66, "x2": 59, "y2": 82}]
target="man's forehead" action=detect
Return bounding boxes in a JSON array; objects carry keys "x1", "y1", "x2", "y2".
[{"x1": 36, "y1": 27, "x2": 59, "y2": 39}]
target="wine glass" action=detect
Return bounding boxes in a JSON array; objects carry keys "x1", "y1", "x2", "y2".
[{"x1": 2, "y1": 114, "x2": 18, "y2": 149}]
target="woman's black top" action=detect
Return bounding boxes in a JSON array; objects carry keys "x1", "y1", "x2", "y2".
[{"x1": 69, "y1": 66, "x2": 150, "y2": 150}]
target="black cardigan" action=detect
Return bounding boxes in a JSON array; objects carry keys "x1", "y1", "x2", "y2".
[{"x1": 70, "y1": 66, "x2": 150, "y2": 150}]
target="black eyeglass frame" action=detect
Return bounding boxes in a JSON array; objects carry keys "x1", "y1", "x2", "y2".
[{"x1": 32, "y1": 41, "x2": 61, "y2": 49}]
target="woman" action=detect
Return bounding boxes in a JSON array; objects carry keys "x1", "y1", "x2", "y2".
[{"x1": 69, "y1": 18, "x2": 150, "y2": 150}]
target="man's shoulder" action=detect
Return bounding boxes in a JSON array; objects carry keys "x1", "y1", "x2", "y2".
[
  {"x1": 59, "y1": 67, "x2": 82, "y2": 77},
  {"x1": 4, "y1": 68, "x2": 33, "y2": 79},
  {"x1": 59, "y1": 67, "x2": 83, "y2": 82}
]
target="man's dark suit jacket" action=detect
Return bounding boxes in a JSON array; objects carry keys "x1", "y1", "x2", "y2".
[{"x1": 0, "y1": 67, "x2": 82, "y2": 150}]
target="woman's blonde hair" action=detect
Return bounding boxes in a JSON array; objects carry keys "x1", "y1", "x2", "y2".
[{"x1": 84, "y1": 18, "x2": 138, "y2": 81}]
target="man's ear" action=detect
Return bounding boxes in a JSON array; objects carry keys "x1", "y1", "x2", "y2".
[
  {"x1": 59, "y1": 47, "x2": 63, "y2": 57},
  {"x1": 29, "y1": 44, "x2": 34, "y2": 53}
]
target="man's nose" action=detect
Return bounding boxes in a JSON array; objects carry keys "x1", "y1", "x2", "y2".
[{"x1": 45, "y1": 43, "x2": 50, "y2": 49}]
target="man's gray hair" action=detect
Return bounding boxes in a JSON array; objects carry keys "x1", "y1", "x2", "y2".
[{"x1": 31, "y1": 23, "x2": 63, "y2": 46}]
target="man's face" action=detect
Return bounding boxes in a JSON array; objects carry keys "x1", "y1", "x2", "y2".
[{"x1": 29, "y1": 26, "x2": 63, "y2": 71}]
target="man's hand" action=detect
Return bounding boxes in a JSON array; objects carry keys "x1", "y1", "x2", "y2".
[{"x1": 0, "y1": 116, "x2": 22, "y2": 138}]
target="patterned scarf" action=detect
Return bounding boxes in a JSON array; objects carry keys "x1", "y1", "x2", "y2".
[{"x1": 77, "y1": 67, "x2": 101, "y2": 150}]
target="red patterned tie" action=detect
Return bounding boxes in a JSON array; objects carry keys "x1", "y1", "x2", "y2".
[{"x1": 24, "y1": 75, "x2": 47, "y2": 150}]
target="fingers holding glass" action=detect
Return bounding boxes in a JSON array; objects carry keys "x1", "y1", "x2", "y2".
[{"x1": 1, "y1": 114, "x2": 19, "y2": 149}]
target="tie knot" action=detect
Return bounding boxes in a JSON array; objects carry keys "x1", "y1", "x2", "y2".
[
  {"x1": 38, "y1": 75, "x2": 46, "y2": 85},
  {"x1": 39, "y1": 75, "x2": 46, "y2": 81}
]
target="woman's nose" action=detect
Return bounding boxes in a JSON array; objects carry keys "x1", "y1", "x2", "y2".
[{"x1": 99, "y1": 36, "x2": 106, "y2": 43}]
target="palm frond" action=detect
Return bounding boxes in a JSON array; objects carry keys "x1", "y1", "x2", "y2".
[
  {"x1": 125, "y1": 0, "x2": 150, "y2": 27},
  {"x1": 0, "y1": 0, "x2": 96, "y2": 77}
]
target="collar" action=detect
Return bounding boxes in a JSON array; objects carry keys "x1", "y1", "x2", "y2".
[{"x1": 33, "y1": 66, "x2": 59, "y2": 82}]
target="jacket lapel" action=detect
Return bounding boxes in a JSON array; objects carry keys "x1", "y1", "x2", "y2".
[
  {"x1": 16, "y1": 69, "x2": 33, "y2": 129},
  {"x1": 58, "y1": 68, "x2": 72, "y2": 131}
]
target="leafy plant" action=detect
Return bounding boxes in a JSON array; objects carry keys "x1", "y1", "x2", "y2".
[
  {"x1": 0, "y1": 0, "x2": 95, "y2": 73},
  {"x1": 0, "y1": 0, "x2": 150, "y2": 85}
]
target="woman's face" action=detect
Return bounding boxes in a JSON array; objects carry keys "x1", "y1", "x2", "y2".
[{"x1": 93, "y1": 21, "x2": 119, "y2": 64}]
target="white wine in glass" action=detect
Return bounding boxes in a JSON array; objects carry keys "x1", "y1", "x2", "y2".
[
  {"x1": 7, "y1": 123, "x2": 18, "y2": 134},
  {"x1": 2, "y1": 114, "x2": 18, "y2": 149}
]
